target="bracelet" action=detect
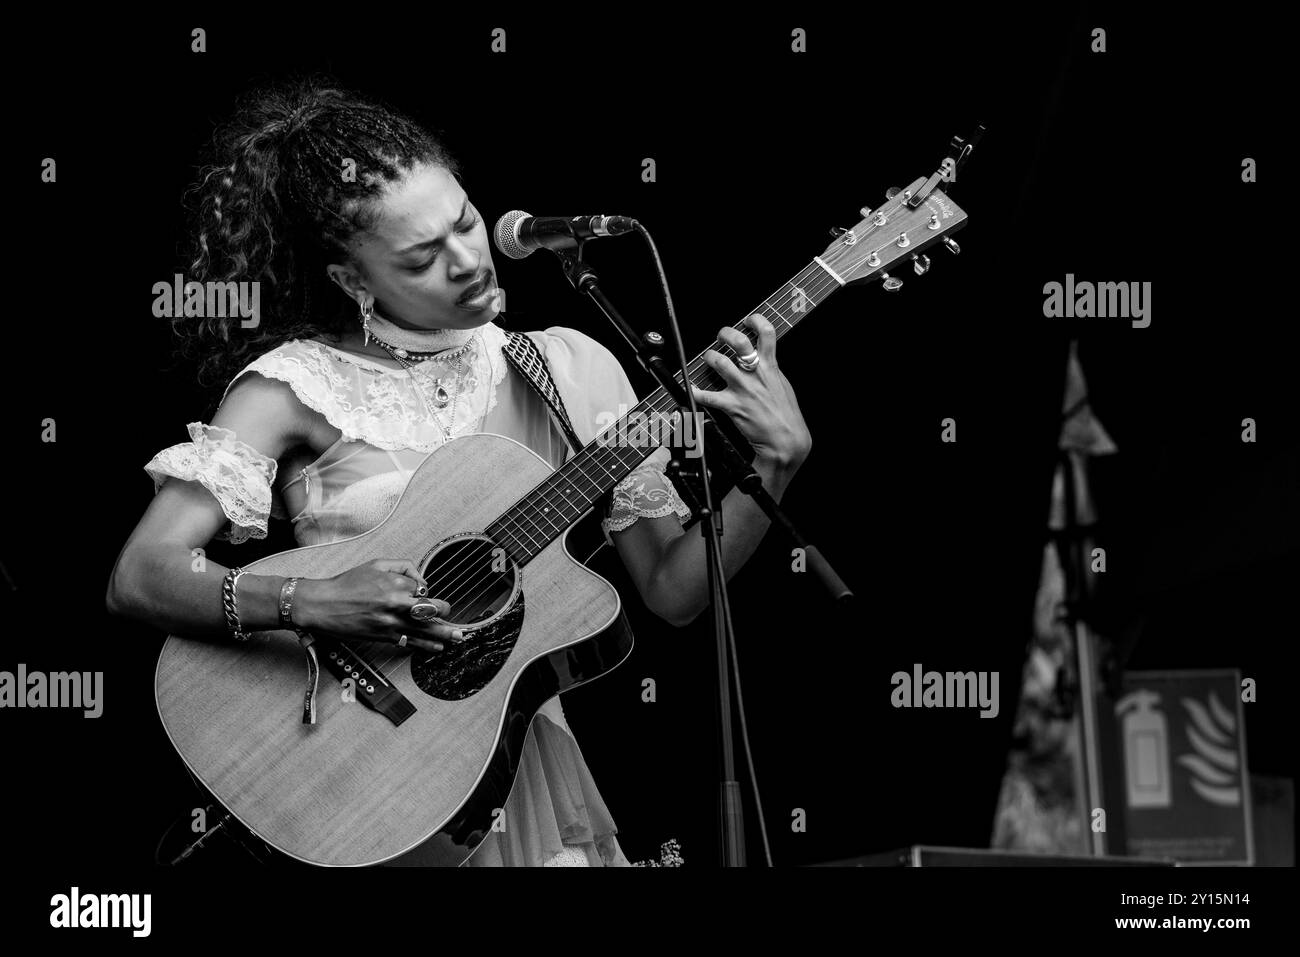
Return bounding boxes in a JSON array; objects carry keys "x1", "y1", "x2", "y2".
[
  {"x1": 278, "y1": 577, "x2": 303, "y2": 629},
  {"x1": 221, "y1": 566, "x2": 251, "y2": 642}
]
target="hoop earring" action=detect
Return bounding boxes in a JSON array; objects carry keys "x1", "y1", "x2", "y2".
[{"x1": 359, "y1": 299, "x2": 373, "y2": 347}]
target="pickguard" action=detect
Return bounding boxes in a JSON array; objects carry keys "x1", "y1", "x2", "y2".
[{"x1": 409, "y1": 596, "x2": 525, "y2": 700}]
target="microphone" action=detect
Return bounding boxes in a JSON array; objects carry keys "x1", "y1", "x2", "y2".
[{"x1": 493, "y1": 210, "x2": 637, "y2": 260}]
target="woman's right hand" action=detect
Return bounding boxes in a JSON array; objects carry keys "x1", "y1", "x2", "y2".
[{"x1": 291, "y1": 558, "x2": 461, "y2": 653}]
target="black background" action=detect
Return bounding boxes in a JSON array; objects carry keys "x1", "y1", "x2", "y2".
[{"x1": 3, "y1": 1, "x2": 1292, "y2": 910}]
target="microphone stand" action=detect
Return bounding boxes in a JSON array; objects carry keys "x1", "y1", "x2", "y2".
[{"x1": 544, "y1": 238, "x2": 851, "y2": 867}]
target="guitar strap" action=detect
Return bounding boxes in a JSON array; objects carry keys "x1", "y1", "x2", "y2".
[
  {"x1": 501, "y1": 330, "x2": 585, "y2": 457},
  {"x1": 501, "y1": 330, "x2": 617, "y2": 546}
]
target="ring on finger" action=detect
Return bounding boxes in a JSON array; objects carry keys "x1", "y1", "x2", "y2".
[
  {"x1": 409, "y1": 600, "x2": 441, "y2": 621},
  {"x1": 737, "y1": 350, "x2": 761, "y2": 372}
]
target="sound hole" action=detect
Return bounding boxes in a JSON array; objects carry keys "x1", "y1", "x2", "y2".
[
  {"x1": 413, "y1": 535, "x2": 522, "y2": 701},
  {"x1": 422, "y1": 536, "x2": 516, "y2": 626}
]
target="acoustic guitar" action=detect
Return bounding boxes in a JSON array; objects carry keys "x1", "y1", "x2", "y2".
[{"x1": 155, "y1": 176, "x2": 969, "y2": 866}]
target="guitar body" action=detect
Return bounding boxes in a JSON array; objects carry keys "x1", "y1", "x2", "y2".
[{"x1": 154, "y1": 433, "x2": 634, "y2": 867}]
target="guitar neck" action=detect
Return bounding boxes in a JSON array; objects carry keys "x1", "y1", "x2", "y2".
[{"x1": 487, "y1": 258, "x2": 843, "y2": 562}]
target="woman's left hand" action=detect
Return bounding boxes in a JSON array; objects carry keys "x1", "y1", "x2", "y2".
[{"x1": 689, "y1": 314, "x2": 812, "y2": 469}]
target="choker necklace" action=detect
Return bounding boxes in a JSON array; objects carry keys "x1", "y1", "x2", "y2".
[{"x1": 366, "y1": 310, "x2": 477, "y2": 359}]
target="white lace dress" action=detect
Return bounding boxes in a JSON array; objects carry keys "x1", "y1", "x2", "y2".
[{"x1": 145, "y1": 320, "x2": 691, "y2": 867}]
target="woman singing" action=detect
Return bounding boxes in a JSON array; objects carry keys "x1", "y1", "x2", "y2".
[{"x1": 106, "y1": 76, "x2": 811, "y2": 867}]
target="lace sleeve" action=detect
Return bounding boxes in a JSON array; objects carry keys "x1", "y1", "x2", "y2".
[
  {"x1": 601, "y1": 447, "x2": 692, "y2": 542},
  {"x1": 144, "y1": 422, "x2": 279, "y2": 545}
]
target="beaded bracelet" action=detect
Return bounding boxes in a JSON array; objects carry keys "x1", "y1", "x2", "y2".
[{"x1": 221, "y1": 566, "x2": 251, "y2": 642}]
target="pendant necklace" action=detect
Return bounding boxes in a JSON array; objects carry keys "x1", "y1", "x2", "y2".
[
  {"x1": 371, "y1": 333, "x2": 478, "y2": 442},
  {"x1": 362, "y1": 311, "x2": 480, "y2": 440}
]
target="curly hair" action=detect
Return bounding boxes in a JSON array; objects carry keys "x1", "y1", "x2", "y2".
[{"x1": 175, "y1": 74, "x2": 462, "y2": 391}]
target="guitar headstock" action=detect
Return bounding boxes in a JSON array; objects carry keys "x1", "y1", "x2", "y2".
[{"x1": 819, "y1": 175, "x2": 969, "y2": 289}]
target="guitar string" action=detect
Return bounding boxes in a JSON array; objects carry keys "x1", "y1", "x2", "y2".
[
  {"x1": 368, "y1": 201, "x2": 941, "y2": 672},
  {"x1": 365, "y1": 281, "x2": 820, "y2": 677},
  {"x1": 468, "y1": 190, "x2": 927, "y2": 555},
  {"x1": 372, "y1": 197, "x2": 935, "y2": 668},
  {"x1": 423, "y1": 228, "x2": 864, "y2": 583},
  {"x1": 366, "y1": 213, "x2": 924, "y2": 676},
  {"x1": 423, "y1": 221, "x2": 885, "y2": 590},
  {"x1": 455, "y1": 191, "x2": 929, "y2": 573},
  {"x1": 367, "y1": 264, "x2": 844, "y2": 676}
]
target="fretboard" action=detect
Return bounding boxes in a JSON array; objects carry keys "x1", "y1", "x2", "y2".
[{"x1": 486, "y1": 259, "x2": 842, "y2": 562}]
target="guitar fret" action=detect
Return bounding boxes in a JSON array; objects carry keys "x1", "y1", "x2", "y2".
[
  {"x1": 563, "y1": 457, "x2": 606, "y2": 498},
  {"x1": 495, "y1": 527, "x2": 522, "y2": 560},
  {"x1": 501, "y1": 510, "x2": 537, "y2": 546},
  {"x1": 511, "y1": 518, "x2": 543, "y2": 552},
  {"x1": 532, "y1": 507, "x2": 562, "y2": 535}
]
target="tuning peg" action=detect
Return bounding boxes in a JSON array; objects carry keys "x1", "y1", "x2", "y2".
[
  {"x1": 942, "y1": 236, "x2": 961, "y2": 255},
  {"x1": 828, "y1": 225, "x2": 848, "y2": 237},
  {"x1": 911, "y1": 253, "x2": 931, "y2": 276},
  {"x1": 885, "y1": 187, "x2": 901, "y2": 199},
  {"x1": 880, "y1": 273, "x2": 903, "y2": 291}
]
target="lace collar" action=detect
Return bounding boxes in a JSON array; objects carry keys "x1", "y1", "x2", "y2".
[{"x1": 235, "y1": 322, "x2": 510, "y2": 453}]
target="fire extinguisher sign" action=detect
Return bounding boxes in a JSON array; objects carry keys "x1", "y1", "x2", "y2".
[{"x1": 1104, "y1": 669, "x2": 1254, "y2": 865}]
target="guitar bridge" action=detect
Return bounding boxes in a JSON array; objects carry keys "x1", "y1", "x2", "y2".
[{"x1": 316, "y1": 637, "x2": 416, "y2": 726}]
